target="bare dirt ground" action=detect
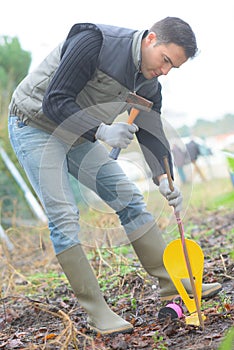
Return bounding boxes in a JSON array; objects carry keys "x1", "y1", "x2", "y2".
[{"x1": 0, "y1": 209, "x2": 233, "y2": 349}]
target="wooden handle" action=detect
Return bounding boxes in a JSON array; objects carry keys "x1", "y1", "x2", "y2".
[
  {"x1": 163, "y1": 155, "x2": 204, "y2": 329},
  {"x1": 127, "y1": 107, "x2": 140, "y2": 124},
  {"x1": 163, "y1": 156, "x2": 174, "y2": 191}
]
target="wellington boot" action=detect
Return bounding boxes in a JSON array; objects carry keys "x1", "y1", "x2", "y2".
[
  {"x1": 57, "y1": 244, "x2": 133, "y2": 335},
  {"x1": 160, "y1": 279, "x2": 222, "y2": 301},
  {"x1": 131, "y1": 222, "x2": 222, "y2": 301}
]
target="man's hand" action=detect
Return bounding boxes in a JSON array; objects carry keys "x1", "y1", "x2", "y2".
[
  {"x1": 159, "y1": 178, "x2": 183, "y2": 213},
  {"x1": 95, "y1": 122, "x2": 139, "y2": 148}
]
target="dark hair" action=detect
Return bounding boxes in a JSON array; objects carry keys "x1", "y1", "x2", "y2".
[{"x1": 150, "y1": 17, "x2": 198, "y2": 59}]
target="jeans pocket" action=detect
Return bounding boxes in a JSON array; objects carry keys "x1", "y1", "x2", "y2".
[{"x1": 8, "y1": 117, "x2": 28, "y2": 168}]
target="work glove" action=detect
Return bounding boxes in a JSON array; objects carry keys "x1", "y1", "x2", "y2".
[
  {"x1": 95, "y1": 122, "x2": 139, "y2": 148},
  {"x1": 159, "y1": 178, "x2": 183, "y2": 213}
]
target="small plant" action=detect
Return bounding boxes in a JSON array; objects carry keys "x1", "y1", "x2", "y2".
[
  {"x1": 201, "y1": 290, "x2": 233, "y2": 318},
  {"x1": 152, "y1": 330, "x2": 168, "y2": 350},
  {"x1": 113, "y1": 246, "x2": 130, "y2": 256},
  {"x1": 218, "y1": 291, "x2": 232, "y2": 312},
  {"x1": 131, "y1": 297, "x2": 137, "y2": 310},
  {"x1": 218, "y1": 326, "x2": 234, "y2": 350}
]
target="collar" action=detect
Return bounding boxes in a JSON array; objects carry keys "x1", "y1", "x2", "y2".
[{"x1": 132, "y1": 30, "x2": 148, "y2": 71}]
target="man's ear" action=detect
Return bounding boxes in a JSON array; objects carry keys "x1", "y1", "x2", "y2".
[{"x1": 146, "y1": 31, "x2": 157, "y2": 44}]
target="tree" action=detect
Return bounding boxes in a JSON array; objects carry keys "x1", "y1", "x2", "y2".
[
  {"x1": 177, "y1": 114, "x2": 234, "y2": 138},
  {"x1": 0, "y1": 35, "x2": 32, "y2": 182},
  {"x1": 0, "y1": 36, "x2": 31, "y2": 88},
  {"x1": 0, "y1": 35, "x2": 31, "y2": 117}
]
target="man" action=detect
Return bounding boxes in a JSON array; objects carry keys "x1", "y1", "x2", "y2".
[
  {"x1": 186, "y1": 138, "x2": 207, "y2": 181},
  {"x1": 8, "y1": 17, "x2": 221, "y2": 335}
]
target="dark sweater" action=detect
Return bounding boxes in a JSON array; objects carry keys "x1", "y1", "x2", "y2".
[{"x1": 42, "y1": 28, "x2": 173, "y2": 181}]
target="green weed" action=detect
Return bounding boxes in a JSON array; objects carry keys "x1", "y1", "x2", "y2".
[
  {"x1": 218, "y1": 326, "x2": 234, "y2": 350},
  {"x1": 152, "y1": 330, "x2": 168, "y2": 349}
]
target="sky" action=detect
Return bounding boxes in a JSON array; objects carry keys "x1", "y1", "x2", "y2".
[{"x1": 1, "y1": 0, "x2": 234, "y2": 128}]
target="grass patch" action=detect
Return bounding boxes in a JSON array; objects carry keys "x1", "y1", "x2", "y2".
[
  {"x1": 11, "y1": 271, "x2": 66, "y2": 297},
  {"x1": 213, "y1": 191, "x2": 234, "y2": 209},
  {"x1": 188, "y1": 178, "x2": 233, "y2": 211},
  {"x1": 27, "y1": 271, "x2": 65, "y2": 287}
]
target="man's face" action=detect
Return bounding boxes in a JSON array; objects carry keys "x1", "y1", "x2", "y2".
[{"x1": 141, "y1": 32, "x2": 188, "y2": 79}]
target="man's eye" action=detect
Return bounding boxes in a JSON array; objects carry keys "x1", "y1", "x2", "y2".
[{"x1": 164, "y1": 56, "x2": 170, "y2": 63}]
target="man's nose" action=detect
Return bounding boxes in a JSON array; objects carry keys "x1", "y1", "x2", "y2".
[{"x1": 160, "y1": 66, "x2": 172, "y2": 75}]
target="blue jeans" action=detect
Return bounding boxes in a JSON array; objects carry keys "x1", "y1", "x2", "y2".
[{"x1": 8, "y1": 116, "x2": 154, "y2": 254}]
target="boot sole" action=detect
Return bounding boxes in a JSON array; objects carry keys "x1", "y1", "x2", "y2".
[
  {"x1": 160, "y1": 285, "x2": 222, "y2": 301},
  {"x1": 88, "y1": 323, "x2": 133, "y2": 335}
]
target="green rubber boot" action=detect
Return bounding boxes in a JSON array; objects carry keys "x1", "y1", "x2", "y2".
[
  {"x1": 130, "y1": 222, "x2": 222, "y2": 301},
  {"x1": 57, "y1": 244, "x2": 133, "y2": 335}
]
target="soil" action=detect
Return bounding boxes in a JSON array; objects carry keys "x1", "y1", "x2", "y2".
[{"x1": 0, "y1": 209, "x2": 233, "y2": 349}]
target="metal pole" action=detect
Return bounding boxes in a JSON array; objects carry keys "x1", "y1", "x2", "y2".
[
  {"x1": 0, "y1": 146, "x2": 47, "y2": 224},
  {"x1": 0, "y1": 224, "x2": 14, "y2": 251}
]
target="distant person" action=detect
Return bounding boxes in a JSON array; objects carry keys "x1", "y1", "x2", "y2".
[
  {"x1": 199, "y1": 136, "x2": 214, "y2": 179},
  {"x1": 186, "y1": 139, "x2": 206, "y2": 181},
  {"x1": 8, "y1": 17, "x2": 221, "y2": 335},
  {"x1": 172, "y1": 144, "x2": 187, "y2": 184}
]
